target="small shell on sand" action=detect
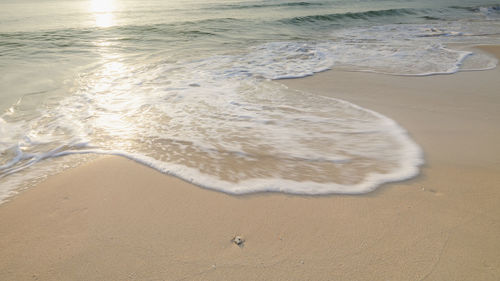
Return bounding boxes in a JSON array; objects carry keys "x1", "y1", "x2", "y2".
[{"x1": 232, "y1": 236, "x2": 245, "y2": 246}]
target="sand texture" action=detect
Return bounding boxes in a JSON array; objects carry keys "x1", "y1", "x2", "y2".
[{"x1": 1, "y1": 46, "x2": 500, "y2": 280}]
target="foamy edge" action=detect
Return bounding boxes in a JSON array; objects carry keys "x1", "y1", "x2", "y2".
[{"x1": 0, "y1": 95, "x2": 423, "y2": 199}]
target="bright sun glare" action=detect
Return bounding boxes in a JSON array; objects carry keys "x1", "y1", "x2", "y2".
[
  {"x1": 91, "y1": 0, "x2": 115, "y2": 13},
  {"x1": 90, "y1": 0, "x2": 116, "y2": 27}
]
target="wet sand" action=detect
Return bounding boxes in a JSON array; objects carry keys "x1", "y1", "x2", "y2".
[{"x1": 1, "y1": 46, "x2": 499, "y2": 280}]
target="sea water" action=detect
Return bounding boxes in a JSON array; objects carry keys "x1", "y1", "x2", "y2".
[{"x1": 1, "y1": 0, "x2": 499, "y2": 201}]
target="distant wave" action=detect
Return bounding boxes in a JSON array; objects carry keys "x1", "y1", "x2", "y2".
[
  {"x1": 206, "y1": 1, "x2": 323, "y2": 10},
  {"x1": 281, "y1": 8, "x2": 420, "y2": 24},
  {"x1": 449, "y1": 5, "x2": 480, "y2": 12},
  {"x1": 450, "y1": 5, "x2": 500, "y2": 12},
  {"x1": 420, "y1": 16, "x2": 442, "y2": 21}
]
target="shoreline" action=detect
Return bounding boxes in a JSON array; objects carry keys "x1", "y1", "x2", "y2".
[
  {"x1": 1, "y1": 46, "x2": 500, "y2": 280},
  {"x1": 0, "y1": 44, "x2": 497, "y2": 203}
]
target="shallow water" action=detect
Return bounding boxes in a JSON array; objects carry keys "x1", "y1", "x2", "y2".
[{"x1": 1, "y1": 0, "x2": 499, "y2": 200}]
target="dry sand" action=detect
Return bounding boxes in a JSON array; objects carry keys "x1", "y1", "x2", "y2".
[{"x1": 1, "y1": 46, "x2": 500, "y2": 281}]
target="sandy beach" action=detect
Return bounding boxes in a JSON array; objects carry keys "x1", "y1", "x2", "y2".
[{"x1": 1, "y1": 45, "x2": 499, "y2": 280}]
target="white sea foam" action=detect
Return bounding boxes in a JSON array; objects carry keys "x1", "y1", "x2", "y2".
[
  {"x1": 1, "y1": 15, "x2": 499, "y2": 200},
  {"x1": 1, "y1": 62, "x2": 424, "y2": 197},
  {"x1": 194, "y1": 22, "x2": 499, "y2": 80},
  {"x1": 328, "y1": 22, "x2": 499, "y2": 75}
]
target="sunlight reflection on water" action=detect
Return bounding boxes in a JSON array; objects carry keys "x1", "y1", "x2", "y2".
[{"x1": 91, "y1": 0, "x2": 115, "y2": 27}]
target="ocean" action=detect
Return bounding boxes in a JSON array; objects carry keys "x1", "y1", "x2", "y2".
[{"x1": 1, "y1": 0, "x2": 499, "y2": 201}]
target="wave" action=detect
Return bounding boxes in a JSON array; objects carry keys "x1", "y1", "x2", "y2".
[
  {"x1": 2, "y1": 0, "x2": 500, "y2": 201},
  {"x1": 281, "y1": 8, "x2": 421, "y2": 24},
  {"x1": 281, "y1": 4, "x2": 500, "y2": 25},
  {"x1": 206, "y1": 1, "x2": 323, "y2": 10},
  {"x1": 450, "y1": 4, "x2": 500, "y2": 12},
  {"x1": 0, "y1": 85, "x2": 424, "y2": 196}
]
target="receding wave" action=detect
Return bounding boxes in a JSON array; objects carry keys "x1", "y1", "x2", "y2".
[{"x1": 0, "y1": 38, "x2": 426, "y2": 198}]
